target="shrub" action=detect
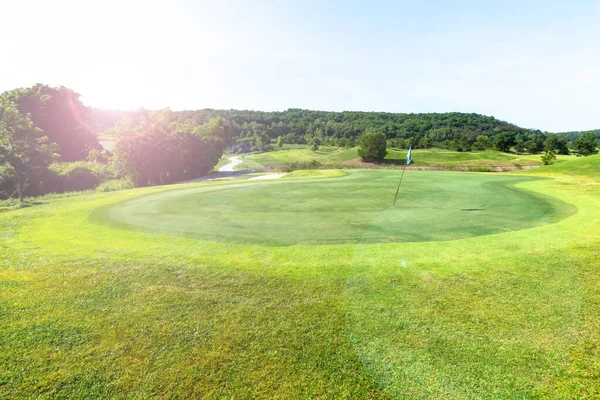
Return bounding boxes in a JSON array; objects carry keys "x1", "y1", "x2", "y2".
[
  {"x1": 48, "y1": 162, "x2": 114, "y2": 192},
  {"x1": 541, "y1": 150, "x2": 557, "y2": 165},
  {"x1": 358, "y1": 131, "x2": 387, "y2": 162},
  {"x1": 96, "y1": 179, "x2": 134, "y2": 192}
]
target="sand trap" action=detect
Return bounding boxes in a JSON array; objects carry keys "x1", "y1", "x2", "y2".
[{"x1": 249, "y1": 173, "x2": 286, "y2": 180}]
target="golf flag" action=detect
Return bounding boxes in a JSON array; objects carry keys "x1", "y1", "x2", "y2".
[{"x1": 393, "y1": 146, "x2": 412, "y2": 206}]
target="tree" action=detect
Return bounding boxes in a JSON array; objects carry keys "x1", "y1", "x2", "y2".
[
  {"x1": 112, "y1": 113, "x2": 226, "y2": 187},
  {"x1": 493, "y1": 132, "x2": 516, "y2": 152},
  {"x1": 514, "y1": 139, "x2": 525, "y2": 154},
  {"x1": 541, "y1": 150, "x2": 556, "y2": 165},
  {"x1": 15, "y1": 84, "x2": 101, "y2": 161},
  {"x1": 311, "y1": 137, "x2": 320, "y2": 151},
  {"x1": 473, "y1": 135, "x2": 491, "y2": 150},
  {"x1": 573, "y1": 132, "x2": 598, "y2": 157},
  {"x1": 0, "y1": 98, "x2": 57, "y2": 205},
  {"x1": 357, "y1": 131, "x2": 386, "y2": 162},
  {"x1": 544, "y1": 135, "x2": 570, "y2": 155},
  {"x1": 277, "y1": 135, "x2": 283, "y2": 148},
  {"x1": 455, "y1": 136, "x2": 472, "y2": 152},
  {"x1": 525, "y1": 139, "x2": 544, "y2": 154}
]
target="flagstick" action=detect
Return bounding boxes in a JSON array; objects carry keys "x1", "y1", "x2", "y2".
[{"x1": 392, "y1": 162, "x2": 408, "y2": 207}]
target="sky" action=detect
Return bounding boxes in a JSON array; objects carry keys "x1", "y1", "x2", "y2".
[{"x1": 1, "y1": 0, "x2": 599, "y2": 132}]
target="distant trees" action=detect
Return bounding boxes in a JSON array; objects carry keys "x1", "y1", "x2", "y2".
[
  {"x1": 358, "y1": 131, "x2": 387, "y2": 162},
  {"x1": 0, "y1": 97, "x2": 57, "y2": 204},
  {"x1": 493, "y1": 132, "x2": 517, "y2": 152},
  {"x1": 573, "y1": 132, "x2": 598, "y2": 157},
  {"x1": 116, "y1": 109, "x2": 536, "y2": 154},
  {"x1": 93, "y1": 108, "x2": 595, "y2": 156},
  {"x1": 525, "y1": 139, "x2": 544, "y2": 154},
  {"x1": 473, "y1": 135, "x2": 492, "y2": 150},
  {"x1": 544, "y1": 135, "x2": 570, "y2": 155}
]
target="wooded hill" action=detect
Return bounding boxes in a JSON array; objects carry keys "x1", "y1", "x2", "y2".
[{"x1": 94, "y1": 108, "x2": 561, "y2": 153}]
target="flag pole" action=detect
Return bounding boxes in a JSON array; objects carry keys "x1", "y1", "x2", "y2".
[{"x1": 392, "y1": 162, "x2": 408, "y2": 207}]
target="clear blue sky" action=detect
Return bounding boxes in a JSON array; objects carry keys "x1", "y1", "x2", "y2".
[{"x1": 2, "y1": 0, "x2": 599, "y2": 132}]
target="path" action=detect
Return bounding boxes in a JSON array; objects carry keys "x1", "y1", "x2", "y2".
[
  {"x1": 219, "y1": 156, "x2": 242, "y2": 172},
  {"x1": 180, "y1": 156, "x2": 246, "y2": 183}
]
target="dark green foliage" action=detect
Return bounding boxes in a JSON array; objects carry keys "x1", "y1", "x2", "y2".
[
  {"x1": 525, "y1": 139, "x2": 544, "y2": 154},
  {"x1": 494, "y1": 132, "x2": 517, "y2": 152},
  {"x1": 358, "y1": 131, "x2": 387, "y2": 162},
  {"x1": 544, "y1": 134, "x2": 570, "y2": 155},
  {"x1": 573, "y1": 132, "x2": 598, "y2": 157},
  {"x1": 553, "y1": 129, "x2": 600, "y2": 142},
  {"x1": 311, "y1": 137, "x2": 321, "y2": 151},
  {"x1": 473, "y1": 135, "x2": 492, "y2": 150},
  {"x1": 94, "y1": 108, "x2": 547, "y2": 154},
  {"x1": 453, "y1": 135, "x2": 473, "y2": 152}
]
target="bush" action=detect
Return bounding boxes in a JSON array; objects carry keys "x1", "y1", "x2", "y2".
[
  {"x1": 358, "y1": 131, "x2": 387, "y2": 162},
  {"x1": 541, "y1": 150, "x2": 557, "y2": 165},
  {"x1": 96, "y1": 179, "x2": 134, "y2": 192},
  {"x1": 278, "y1": 160, "x2": 323, "y2": 172},
  {"x1": 48, "y1": 162, "x2": 114, "y2": 193}
]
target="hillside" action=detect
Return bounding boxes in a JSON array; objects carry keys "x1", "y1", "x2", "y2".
[
  {"x1": 526, "y1": 153, "x2": 600, "y2": 179},
  {"x1": 93, "y1": 108, "x2": 546, "y2": 152}
]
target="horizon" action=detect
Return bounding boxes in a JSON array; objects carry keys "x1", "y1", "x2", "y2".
[{"x1": 2, "y1": 0, "x2": 599, "y2": 132}]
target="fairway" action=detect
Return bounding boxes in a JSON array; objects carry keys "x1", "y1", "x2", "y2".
[{"x1": 99, "y1": 170, "x2": 574, "y2": 245}]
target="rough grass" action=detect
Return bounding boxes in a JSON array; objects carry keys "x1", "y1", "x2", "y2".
[
  {"x1": 284, "y1": 169, "x2": 347, "y2": 179},
  {"x1": 1, "y1": 164, "x2": 599, "y2": 398}
]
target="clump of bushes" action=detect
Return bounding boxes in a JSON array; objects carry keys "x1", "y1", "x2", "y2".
[
  {"x1": 47, "y1": 162, "x2": 115, "y2": 193},
  {"x1": 96, "y1": 179, "x2": 134, "y2": 192}
]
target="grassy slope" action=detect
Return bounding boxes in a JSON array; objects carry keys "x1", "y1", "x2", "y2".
[
  {"x1": 524, "y1": 154, "x2": 600, "y2": 179},
  {"x1": 235, "y1": 147, "x2": 575, "y2": 170},
  {"x1": 1, "y1": 162, "x2": 599, "y2": 398}
]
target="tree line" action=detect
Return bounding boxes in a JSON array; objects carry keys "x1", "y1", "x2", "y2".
[{"x1": 94, "y1": 108, "x2": 596, "y2": 156}]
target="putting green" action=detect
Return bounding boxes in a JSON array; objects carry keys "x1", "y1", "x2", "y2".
[{"x1": 98, "y1": 170, "x2": 575, "y2": 245}]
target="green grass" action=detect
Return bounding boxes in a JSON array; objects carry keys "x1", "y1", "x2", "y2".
[
  {"x1": 1, "y1": 160, "x2": 600, "y2": 398},
  {"x1": 236, "y1": 146, "x2": 357, "y2": 170},
  {"x1": 524, "y1": 154, "x2": 600, "y2": 179},
  {"x1": 97, "y1": 171, "x2": 574, "y2": 245},
  {"x1": 237, "y1": 147, "x2": 576, "y2": 170}
]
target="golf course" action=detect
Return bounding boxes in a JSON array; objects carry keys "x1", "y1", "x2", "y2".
[{"x1": 1, "y1": 155, "x2": 599, "y2": 398}]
